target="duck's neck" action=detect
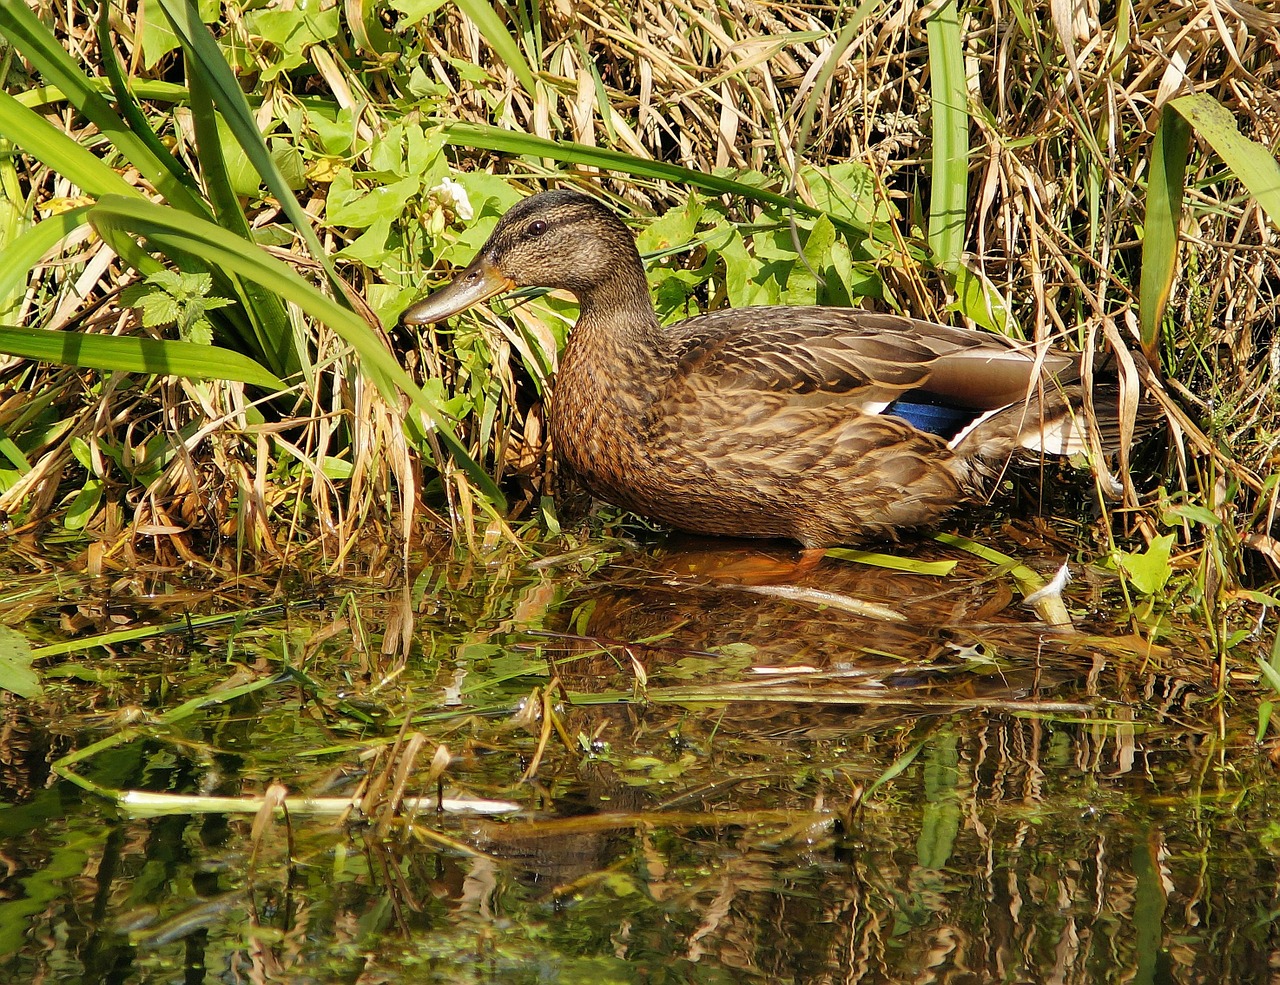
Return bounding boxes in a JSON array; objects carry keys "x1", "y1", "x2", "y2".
[
  {"x1": 565, "y1": 252, "x2": 663, "y2": 361},
  {"x1": 553, "y1": 253, "x2": 665, "y2": 467}
]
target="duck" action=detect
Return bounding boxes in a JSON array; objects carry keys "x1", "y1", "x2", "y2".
[{"x1": 402, "y1": 188, "x2": 1125, "y2": 549}]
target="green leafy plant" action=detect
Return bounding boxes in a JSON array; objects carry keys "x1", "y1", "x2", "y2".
[{"x1": 120, "y1": 270, "x2": 234, "y2": 346}]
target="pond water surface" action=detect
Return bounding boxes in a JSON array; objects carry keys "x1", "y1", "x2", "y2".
[{"x1": 1, "y1": 530, "x2": 1276, "y2": 983}]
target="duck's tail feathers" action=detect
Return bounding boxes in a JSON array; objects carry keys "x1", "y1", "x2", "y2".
[{"x1": 950, "y1": 384, "x2": 1156, "y2": 462}]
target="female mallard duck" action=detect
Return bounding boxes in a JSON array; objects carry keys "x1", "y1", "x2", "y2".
[{"x1": 403, "y1": 189, "x2": 1112, "y2": 548}]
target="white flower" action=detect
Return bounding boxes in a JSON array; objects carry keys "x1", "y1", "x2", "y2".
[{"x1": 429, "y1": 177, "x2": 473, "y2": 221}]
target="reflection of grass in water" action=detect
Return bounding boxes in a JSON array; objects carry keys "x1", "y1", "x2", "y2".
[{"x1": 0, "y1": 539, "x2": 1262, "y2": 979}]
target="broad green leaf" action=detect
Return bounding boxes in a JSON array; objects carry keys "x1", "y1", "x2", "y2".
[
  {"x1": 917, "y1": 734, "x2": 961, "y2": 869},
  {"x1": 802, "y1": 160, "x2": 893, "y2": 227},
  {"x1": 140, "y1": 0, "x2": 182, "y2": 68},
  {"x1": 308, "y1": 105, "x2": 358, "y2": 156},
  {"x1": 950, "y1": 262, "x2": 1012, "y2": 335},
  {"x1": 336, "y1": 217, "x2": 397, "y2": 266},
  {"x1": 216, "y1": 114, "x2": 260, "y2": 198},
  {"x1": 369, "y1": 122, "x2": 412, "y2": 175},
  {"x1": 803, "y1": 214, "x2": 836, "y2": 270},
  {"x1": 69, "y1": 436, "x2": 93, "y2": 471},
  {"x1": 243, "y1": 0, "x2": 341, "y2": 81},
  {"x1": 64, "y1": 477, "x2": 104, "y2": 531},
  {"x1": 0, "y1": 626, "x2": 41, "y2": 698},
  {"x1": 718, "y1": 229, "x2": 762, "y2": 307},
  {"x1": 636, "y1": 197, "x2": 705, "y2": 254},
  {"x1": 1118, "y1": 533, "x2": 1176, "y2": 596},
  {"x1": 1257, "y1": 658, "x2": 1280, "y2": 696},
  {"x1": 391, "y1": 0, "x2": 449, "y2": 21},
  {"x1": 1162, "y1": 502, "x2": 1221, "y2": 528},
  {"x1": 326, "y1": 172, "x2": 418, "y2": 228},
  {"x1": 1172, "y1": 93, "x2": 1280, "y2": 229},
  {"x1": 1138, "y1": 106, "x2": 1190, "y2": 365}
]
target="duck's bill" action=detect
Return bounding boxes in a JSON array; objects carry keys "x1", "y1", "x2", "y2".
[{"x1": 401, "y1": 258, "x2": 515, "y2": 325}]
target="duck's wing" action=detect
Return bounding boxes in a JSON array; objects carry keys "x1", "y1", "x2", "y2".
[{"x1": 664, "y1": 308, "x2": 1076, "y2": 413}]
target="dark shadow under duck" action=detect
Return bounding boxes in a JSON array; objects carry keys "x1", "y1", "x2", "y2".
[{"x1": 403, "y1": 189, "x2": 1130, "y2": 548}]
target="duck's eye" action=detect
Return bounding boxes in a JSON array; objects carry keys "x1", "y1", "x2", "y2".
[{"x1": 526, "y1": 220, "x2": 548, "y2": 238}]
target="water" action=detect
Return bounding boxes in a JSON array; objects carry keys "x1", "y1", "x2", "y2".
[{"x1": 0, "y1": 534, "x2": 1274, "y2": 982}]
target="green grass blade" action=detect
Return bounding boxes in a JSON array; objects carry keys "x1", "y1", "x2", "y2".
[
  {"x1": 0, "y1": 325, "x2": 285, "y2": 389},
  {"x1": 89, "y1": 196, "x2": 506, "y2": 508},
  {"x1": 0, "y1": 0, "x2": 206, "y2": 215},
  {"x1": 925, "y1": 0, "x2": 968, "y2": 275},
  {"x1": 186, "y1": 68, "x2": 301, "y2": 377},
  {"x1": 452, "y1": 0, "x2": 538, "y2": 96},
  {"x1": 441, "y1": 122, "x2": 888, "y2": 244},
  {"x1": 94, "y1": 0, "x2": 197, "y2": 195},
  {"x1": 824, "y1": 548, "x2": 958, "y2": 576},
  {"x1": 0, "y1": 91, "x2": 282, "y2": 367},
  {"x1": 933, "y1": 532, "x2": 1071, "y2": 625},
  {"x1": 1138, "y1": 105, "x2": 1190, "y2": 365},
  {"x1": 0, "y1": 99, "x2": 169, "y2": 283},
  {"x1": 0, "y1": 90, "x2": 139, "y2": 200},
  {"x1": 16, "y1": 79, "x2": 192, "y2": 112},
  {"x1": 155, "y1": 0, "x2": 343, "y2": 291},
  {"x1": 186, "y1": 73, "x2": 253, "y2": 241},
  {"x1": 0, "y1": 206, "x2": 93, "y2": 305},
  {"x1": 1172, "y1": 93, "x2": 1280, "y2": 228},
  {"x1": 792, "y1": 0, "x2": 879, "y2": 170}
]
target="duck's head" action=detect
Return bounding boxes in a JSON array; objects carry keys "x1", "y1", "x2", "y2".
[{"x1": 402, "y1": 189, "x2": 644, "y2": 326}]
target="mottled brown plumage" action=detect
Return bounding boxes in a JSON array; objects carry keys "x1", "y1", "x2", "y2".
[{"x1": 403, "y1": 189, "x2": 1111, "y2": 548}]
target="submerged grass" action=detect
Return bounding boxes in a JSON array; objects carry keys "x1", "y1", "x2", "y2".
[{"x1": 0, "y1": 0, "x2": 1278, "y2": 654}]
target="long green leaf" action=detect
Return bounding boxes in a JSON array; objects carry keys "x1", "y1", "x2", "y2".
[
  {"x1": 0, "y1": 0, "x2": 207, "y2": 215},
  {"x1": 0, "y1": 106, "x2": 167, "y2": 284},
  {"x1": 0, "y1": 206, "x2": 93, "y2": 305},
  {"x1": 441, "y1": 122, "x2": 886, "y2": 244},
  {"x1": 155, "y1": 0, "x2": 343, "y2": 295},
  {"x1": 95, "y1": 0, "x2": 197, "y2": 195},
  {"x1": 452, "y1": 0, "x2": 538, "y2": 96},
  {"x1": 88, "y1": 196, "x2": 506, "y2": 507},
  {"x1": 16, "y1": 79, "x2": 191, "y2": 112},
  {"x1": 1172, "y1": 93, "x2": 1280, "y2": 228},
  {"x1": 925, "y1": 0, "x2": 968, "y2": 275},
  {"x1": 933, "y1": 532, "x2": 1072, "y2": 626},
  {"x1": 185, "y1": 66, "x2": 301, "y2": 377},
  {"x1": 0, "y1": 91, "x2": 139, "y2": 200},
  {"x1": 0, "y1": 91, "x2": 271, "y2": 361},
  {"x1": 792, "y1": 0, "x2": 879, "y2": 171},
  {"x1": 0, "y1": 325, "x2": 285, "y2": 389},
  {"x1": 1138, "y1": 105, "x2": 1190, "y2": 364}
]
